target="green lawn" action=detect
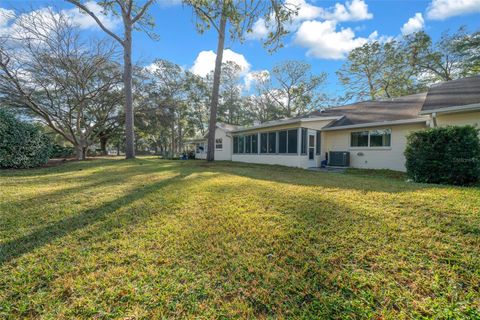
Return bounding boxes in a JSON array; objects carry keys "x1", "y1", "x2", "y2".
[{"x1": 1, "y1": 157, "x2": 479, "y2": 319}]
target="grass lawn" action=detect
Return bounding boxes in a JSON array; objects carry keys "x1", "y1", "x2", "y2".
[{"x1": 1, "y1": 157, "x2": 479, "y2": 319}]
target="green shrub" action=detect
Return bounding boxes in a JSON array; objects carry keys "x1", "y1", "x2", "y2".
[
  {"x1": 405, "y1": 126, "x2": 480, "y2": 185},
  {"x1": 0, "y1": 109, "x2": 53, "y2": 168},
  {"x1": 51, "y1": 144, "x2": 75, "y2": 158}
]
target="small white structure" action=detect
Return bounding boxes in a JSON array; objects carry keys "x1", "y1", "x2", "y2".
[{"x1": 192, "y1": 123, "x2": 240, "y2": 161}]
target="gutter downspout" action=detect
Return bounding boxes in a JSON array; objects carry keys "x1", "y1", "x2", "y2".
[{"x1": 431, "y1": 112, "x2": 437, "y2": 128}]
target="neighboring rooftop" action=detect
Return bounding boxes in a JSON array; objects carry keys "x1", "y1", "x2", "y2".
[{"x1": 421, "y1": 75, "x2": 480, "y2": 112}]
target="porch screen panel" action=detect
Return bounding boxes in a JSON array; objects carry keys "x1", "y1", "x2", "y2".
[
  {"x1": 278, "y1": 131, "x2": 287, "y2": 153},
  {"x1": 316, "y1": 131, "x2": 321, "y2": 155},
  {"x1": 260, "y1": 133, "x2": 268, "y2": 153},
  {"x1": 233, "y1": 136, "x2": 238, "y2": 154},
  {"x1": 239, "y1": 135, "x2": 245, "y2": 153},
  {"x1": 251, "y1": 134, "x2": 258, "y2": 154},
  {"x1": 287, "y1": 129, "x2": 298, "y2": 154},
  {"x1": 245, "y1": 135, "x2": 252, "y2": 153},
  {"x1": 301, "y1": 128, "x2": 307, "y2": 154},
  {"x1": 268, "y1": 132, "x2": 276, "y2": 153}
]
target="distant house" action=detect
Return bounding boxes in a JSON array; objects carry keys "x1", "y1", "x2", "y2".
[
  {"x1": 192, "y1": 76, "x2": 480, "y2": 172},
  {"x1": 191, "y1": 123, "x2": 241, "y2": 161}
]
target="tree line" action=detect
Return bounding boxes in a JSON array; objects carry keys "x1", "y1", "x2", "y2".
[{"x1": 0, "y1": 1, "x2": 478, "y2": 161}]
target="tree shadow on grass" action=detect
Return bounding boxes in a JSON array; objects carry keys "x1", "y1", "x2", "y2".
[
  {"x1": 3, "y1": 161, "x2": 183, "y2": 210},
  {"x1": 194, "y1": 161, "x2": 449, "y2": 194},
  {"x1": 176, "y1": 179, "x2": 479, "y2": 318},
  {"x1": 0, "y1": 171, "x2": 195, "y2": 266}
]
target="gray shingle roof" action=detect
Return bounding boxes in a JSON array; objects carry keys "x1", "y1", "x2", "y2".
[
  {"x1": 216, "y1": 122, "x2": 242, "y2": 132},
  {"x1": 313, "y1": 92, "x2": 428, "y2": 128},
  {"x1": 421, "y1": 75, "x2": 480, "y2": 112}
]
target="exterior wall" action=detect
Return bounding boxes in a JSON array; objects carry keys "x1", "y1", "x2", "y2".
[
  {"x1": 323, "y1": 123, "x2": 427, "y2": 172},
  {"x1": 194, "y1": 142, "x2": 207, "y2": 159},
  {"x1": 214, "y1": 127, "x2": 232, "y2": 161},
  {"x1": 232, "y1": 154, "x2": 309, "y2": 168},
  {"x1": 193, "y1": 128, "x2": 232, "y2": 160},
  {"x1": 436, "y1": 111, "x2": 480, "y2": 128},
  {"x1": 231, "y1": 126, "x2": 322, "y2": 169}
]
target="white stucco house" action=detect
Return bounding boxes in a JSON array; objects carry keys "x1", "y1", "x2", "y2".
[{"x1": 192, "y1": 76, "x2": 480, "y2": 172}]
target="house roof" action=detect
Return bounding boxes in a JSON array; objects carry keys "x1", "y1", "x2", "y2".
[
  {"x1": 230, "y1": 116, "x2": 342, "y2": 133},
  {"x1": 196, "y1": 122, "x2": 243, "y2": 140},
  {"x1": 216, "y1": 122, "x2": 242, "y2": 132},
  {"x1": 200, "y1": 75, "x2": 480, "y2": 135},
  {"x1": 421, "y1": 75, "x2": 480, "y2": 113},
  {"x1": 314, "y1": 92, "x2": 428, "y2": 129}
]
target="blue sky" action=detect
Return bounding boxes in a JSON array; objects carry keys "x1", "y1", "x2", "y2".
[{"x1": 1, "y1": 0, "x2": 480, "y2": 97}]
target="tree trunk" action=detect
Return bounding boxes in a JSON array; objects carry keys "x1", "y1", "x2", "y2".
[
  {"x1": 117, "y1": 142, "x2": 120, "y2": 156},
  {"x1": 100, "y1": 136, "x2": 108, "y2": 156},
  {"x1": 82, "y1": 147, "x2": 87, "y2": 160},
  {"x1": 171, "y1": 116, "x2": 175, "y2": 159},
  {"x1": 75, "y1": 145, "x2": 84, "y2": 160},
  {"x1": 123, "y1": 22, "x2": 135, "y2": 159},
  {"x1": 206, "y1": 11, "x2": 227, "y2": 162}
]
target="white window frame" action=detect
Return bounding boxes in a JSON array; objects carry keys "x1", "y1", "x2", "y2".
[
  {"x1": 350, "y1": 129, "x2": 392, "y2": 149},
  {"x1": 215, "y1": 138, "x2": 223, "y2": 150}
]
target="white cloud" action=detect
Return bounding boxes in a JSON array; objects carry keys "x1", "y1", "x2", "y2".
[
  {"x1": 0, "y1": 7, "x2": 61, "y2": 40},
  {"x1": 294, "y1": 20, "x2": 376, "y2": 59},
  {"x1": 322, "y1": 0, "x2": 373, "y2": 22},
  {"x1": 426, "y1": 0, "x2": 480, "y2": 20},
  {"x1": 190, "y1": 49, "x2": 251, "y2": 77},
  {"x1": 157, "y1": 0, "x2": 182, "y2": 7},
  {"x1": 401, "y1": 13, "x2": 424, "y2": 35},
  {"x1": 286, "y1": 0, "x2": 323, "y2": 21},
  {"x1": 246, "y1": 0, "x2": 373, "y2": 40},
  {"x1": 247, "y1": 17, "x2": 270, "y2": 40},
  {"x1": 0, "y1": 3, "x2": 120, "y2": 37},
  {"x1": 0, "y1": 8, "x2": 14, "y2": 27},
  {"x1": 244, "y1": 70, "x2": 270, "y2": 90},
  {"x1": 62, "y1": 1, "x2": 120, "y2": 30}
]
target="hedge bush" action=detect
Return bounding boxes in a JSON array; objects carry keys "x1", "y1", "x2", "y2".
[
  {"x1": 0, "y1": 109, "x2": 53, "y2": 168},
  {"x1": 405, "y1": 125, "x2": 480, "y2": 185}
]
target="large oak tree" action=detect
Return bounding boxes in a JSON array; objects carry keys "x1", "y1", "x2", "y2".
[{"x1": 66, "y1": 0, "x2": 156, "y2": 159}]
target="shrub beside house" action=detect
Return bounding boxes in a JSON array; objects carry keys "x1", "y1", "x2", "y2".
[{"x1": 405, "y1": 126, "x2": 480, "y2": 185}]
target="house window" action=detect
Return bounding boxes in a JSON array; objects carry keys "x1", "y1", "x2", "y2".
[
  {"x1": 316, "y1": 131, "x2": 321, "y2": 155},
  {"x1": 351, "y1": 129, "x2": 391, "y2": 147},
  {"x1": 252, "y1": 134, "x2": 258, "y2": 154},
  {"x1": 260, "y1": 133, "x2": 268, "y2": 153},
  {"x1": 245, "y1": 135, "x2": 252, "y2": 153},
  {"x1": 369, "y1": 129, "x2": 391, "y2": 147},
  {"x1": 301, "y1": 128, "x2": 307, "y2": 154},
  {"x1": 215, "y1": 138, "x2": 223, "y2": 150},
  {"x1": 351, "y1": 131, "x2": 369, "y2": 147},
  {"x1": 287, "y1": 129, "x2": 298, "y2": 154},
  {"x1": 278, "y1": 131, "x2": 287, "y2": 154},
  {"x1": 233, "y1": 136, "x2": 238, "y2": 154}
]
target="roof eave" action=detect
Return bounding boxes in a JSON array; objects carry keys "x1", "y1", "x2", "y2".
[
  {"x1": 230, "y1": 116, "x2": 342, "y2": 133},
  {"x1": 321, "y1": 118, "x2": 429, "y2": 131},
  {"x1": 419, "y1": 103, "x2": 480, "y2": 115}
]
